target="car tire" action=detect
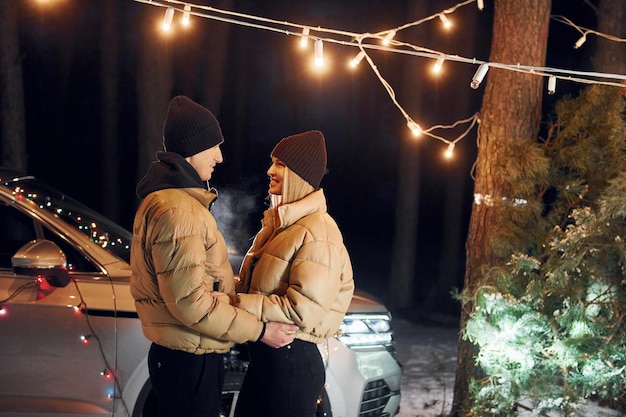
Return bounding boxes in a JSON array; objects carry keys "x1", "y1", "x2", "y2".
[
  {"x1": 132, "y1": 359, "x2": 247, "y2": 417},
  {"x1": 133, "y1": 380, "x2": 157, "y2": 417}
]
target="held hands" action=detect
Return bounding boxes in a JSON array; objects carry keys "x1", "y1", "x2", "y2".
[
  {"x1": 261, "y1": 322, "x2": 299, "y2": 348},
  {"x1": 211, "y1": 291, "x2": 298, "y2": 348}
]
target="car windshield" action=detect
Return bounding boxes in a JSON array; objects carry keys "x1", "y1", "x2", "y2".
[{"x1": 8, "y1": 177, "x2": 132, "y2": 263}]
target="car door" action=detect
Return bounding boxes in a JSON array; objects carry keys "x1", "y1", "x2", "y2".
[{"x1": 0, "y1": 200, "x2": 124, "y2": 416}]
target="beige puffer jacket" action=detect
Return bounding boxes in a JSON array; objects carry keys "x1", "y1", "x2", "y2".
[
  {"x1": 130, "y1": 187, "x2": 263, "y2": 354},
  {"x1": 236, "y1": 189, "x2": 354, "y2": 344}
]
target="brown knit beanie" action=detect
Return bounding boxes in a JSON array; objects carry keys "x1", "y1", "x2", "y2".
[
  {"x1": 163, "y1": 95, "x2": 224, "y2": 157},
  {"x1": 271, "y1": 130, "x2": 327, "y2": 189}
]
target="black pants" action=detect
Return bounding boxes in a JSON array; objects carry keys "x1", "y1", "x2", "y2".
[
  {"x1": 148, "y1": 343, "x2": 225, "y2": 417},
  {"x1": 234, "y1": 339, "x2": 325, "y2": 417}
]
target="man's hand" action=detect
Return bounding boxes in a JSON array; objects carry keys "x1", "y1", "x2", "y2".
[{"x1": 261, "y1": 322, "x2": 299, "y2": 348}]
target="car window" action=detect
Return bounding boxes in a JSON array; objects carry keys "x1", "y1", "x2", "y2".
[
  {"x1": 42, "y1": 228, "x2": 100, "y2": 273},
  {"x1": 11, "y1": 178, "x2": 132, "y2": 263},
  {"x1": 0, "y1": 202, "x2": 37, "y2": 269},
  {"x1": 0, "y1": 200, "x2": 100, "y2": 273}
]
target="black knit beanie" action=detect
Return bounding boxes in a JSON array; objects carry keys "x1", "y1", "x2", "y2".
[
  {"x1": 271, "y1": 130, "x2": 327, "y2": 189},
  {"x1": 163, "y1": 95, "x2": 224, "y2": 157}
]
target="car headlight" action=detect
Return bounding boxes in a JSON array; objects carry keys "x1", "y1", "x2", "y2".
[{"x1": 337, "y1": 313, "x2": 393, "y2": 349}]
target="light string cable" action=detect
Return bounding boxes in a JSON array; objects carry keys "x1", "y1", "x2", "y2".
[
  {"x1": 132, "y1": 0, "x2": 626, "y2": 152},
  {"x1": 133, "y1": 0, "x2": 482, "y2": 149},
  {"x1": 71, "y1": 278, "x2": 132, "y2": 417},
  {"x1": 551, "y1": 14, "x2": 626, "y2": 50},
  {"x1": 352, "y1": 37, "x2": 479, "y2": 147}
]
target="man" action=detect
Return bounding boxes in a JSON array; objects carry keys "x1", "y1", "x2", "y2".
[{"x1": 130, "y1": 95, "x2": 296, "y2": 417}]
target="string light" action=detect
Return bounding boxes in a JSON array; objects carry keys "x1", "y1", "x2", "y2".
[
  {"x1": 161, "y1": 7, "x2": 174, "y2": 31},
  {"x1": 349, "y1": 50, "x2": 366, "y2": 68},
  {"x1": 547, "y1": 75, "x2": 556, "y2": 95},
  {"x1": 551, "y1": 15, "x2": 626, "y2": 49},
  {"x1": 407, "y1": 120, "x2": 422, "y2": 137},
  {"x1": 382, "y1": 30, "x2": 396, "y2": 46},
  {"x1": 134, "y1": 0, "x2": 626, "y2": 159},
  {"x1": 470, "y1": 63, "x2": 489, "y2": 89},
  {"x1": 314, "y1": 39, "x2": 324, "y2": 67},
  {"x1": 444, "y1": 142, "x2": 455, "y2": 159},
  {"x1": 432, "y1": 56, "x2": 445, "y2": 74},
  {"x1": 574, "y1": 34, "x2": 587, "y2": 49},
  {"x1": 439, "y1": 14, "x2": 452, "y2": 29},
  {"x1": 182, "y1": 4, "x2": 191, "y2": 26},
  {"x1": 300, "y1": 27, "x2": 310, "y2": 48}
]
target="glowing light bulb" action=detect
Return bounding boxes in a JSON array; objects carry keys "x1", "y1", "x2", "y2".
[
  {"x1": 182, "y1": 4, "x2": 191, "y2": 26},
  {"x1": 470, "y1": 63, "x2": 489, "y2": 89},
  {"x1": 407, "y1": 121, "x2": 422, "y2": 137},
  {"x1": 300, "y1": 27, "x2": 310, "y2": 48},
  {"x1": 444, "y1": 142, "x2": 455, "y2": 159},
  {"x1": 382, "y1": 30, "x2": 396, "y2": 46},
  {"x1": 314, "y1": 39, "x2": 324, "y2": 67},
  {"x1": 349, "y1": 51, "x2": 366, "y2": 68},
  {"x1": 162, "y1": 7, "x2": 174, "y2": 31},
  {"x1": 439, "y1": 14, "x2": 452, "y2": 29},
  {"x1": 477, "y1": 0, "x2": 484, "y2": 10},
  {"x1": 432, "y1": 56, "x2": 445, "y2": 74}
]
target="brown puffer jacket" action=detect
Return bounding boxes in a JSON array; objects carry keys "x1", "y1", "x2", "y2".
[
  {"x1": 236, "y1": 189, "x2": 354, "y2": 344},
  {"x1": 130, "y1": 187, "x2": 263, "y2": 354}
]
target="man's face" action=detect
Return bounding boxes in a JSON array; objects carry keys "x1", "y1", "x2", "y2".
[{"x1": 186, "y1": 145, "x2": 223, "y2": 181}]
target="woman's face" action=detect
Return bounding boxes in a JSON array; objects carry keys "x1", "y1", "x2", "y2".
[{"x1": 267, "y1": 156, "x2": 286, "y2": 195}]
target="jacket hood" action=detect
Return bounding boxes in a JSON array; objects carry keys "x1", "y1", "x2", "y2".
[{"x1": 136, "y1": 151, "x2": 207, "y2": 198}]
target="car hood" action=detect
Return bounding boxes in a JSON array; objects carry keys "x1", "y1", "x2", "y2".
[{"x1": 348, "y1": 289, "x2": 389, "y2": 314}]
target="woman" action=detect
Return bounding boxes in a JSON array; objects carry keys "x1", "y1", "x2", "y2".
[{"x1": 233, "y1": 130, "x2": 355, "y2": 417}]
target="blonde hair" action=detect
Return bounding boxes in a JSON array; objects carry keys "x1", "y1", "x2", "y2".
[{"x1": 270, "y1": 167, "x2": 314, "y2": 207}]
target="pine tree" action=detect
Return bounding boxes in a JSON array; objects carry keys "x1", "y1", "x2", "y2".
[{"x1": 459, "y1": 85, "x2": 626, "y2": 416}]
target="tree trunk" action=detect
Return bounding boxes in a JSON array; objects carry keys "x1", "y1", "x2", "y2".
[
  {"x1": 136, "y1": 10, "x2": 173, "y2": 185},
  {"x1": 451, "y1": 1, "x2": 551, "y2": 414},
  {"x1": 0, "y1": 0, "x2": 27, "y2": 171},
  {"x1": 199, "y1": 0, "x2": 234, "y2": 114},
  {"x1": 389, "y1": 0, "x2": 428, "y2": 311},
  {"x1": 433, "y1": 3, "x2": 480, "y2": 314},
  {"x1": 100, "y1": 1, "x2": 120, "y2": 221},
  {"x1": 593, "y1": 0, "x2": 626, "y2": 74}
]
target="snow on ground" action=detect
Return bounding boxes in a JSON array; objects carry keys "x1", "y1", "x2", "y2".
[
  {"x1": 392, "y1": 318, "x2": 622, "y2": 417},
  {"x1": 394, "y1": 318, "x2": 459, "y2": 417}
]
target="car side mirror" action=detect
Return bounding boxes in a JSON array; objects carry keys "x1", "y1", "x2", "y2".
[{"x1": 11, "y1": 239, "x2": 71, "y2": 288}]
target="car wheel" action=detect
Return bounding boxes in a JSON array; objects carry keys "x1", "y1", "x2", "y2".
[
  {"x1": 132, "y1": 352, "x2": 248, "y2": 417},
  {"x1": 132, "y1": 380, "x2": 157, "y2": 417}
]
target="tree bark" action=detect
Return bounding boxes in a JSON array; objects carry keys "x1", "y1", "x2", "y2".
[
  {"x1": 433, "y1": 3, "x2": 480, "y2": 314},
  {"x1": 136, "y1": 10, "x2": 173, "y2": 185},
  {"x1": 100, "y1": 1, "x2": 120, "y2": 221},
  {"x1": 593, "y1": 0, "x2": 626, "y2": 74},
  {"x1": 451, "y1": 0, "x2": 551, "y2": 414},
  {"x1": 389, "y1": 0, "x2": 428, "y2": 311},
  {"x1": 0, "y1": 0, "x2": 27, "y2": 171}
]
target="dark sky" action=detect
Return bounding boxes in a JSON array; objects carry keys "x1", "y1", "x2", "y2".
[{"x1": 11, "y1": 0, "x2": 600, "y2": 308}]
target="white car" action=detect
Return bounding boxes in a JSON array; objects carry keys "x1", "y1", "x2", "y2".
[{"x1": 0, "y1": 168, "x2": 401, "y2": 417}]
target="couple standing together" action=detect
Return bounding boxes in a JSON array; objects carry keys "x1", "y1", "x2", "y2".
[{"x1": 129, "y1": 95, "x2": 355, "y2": 417}]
